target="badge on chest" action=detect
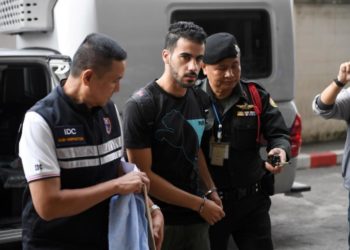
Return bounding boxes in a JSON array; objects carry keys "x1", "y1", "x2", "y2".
[
  {"x1": 236, "y1": 103, "x2": 256, "y2": 117},
  {"x1": 209, "y1": 136, "x2": 229, "y2": 166},
  {"x1": 54, "y1": 125, "x2": 86, "y2": 146}
]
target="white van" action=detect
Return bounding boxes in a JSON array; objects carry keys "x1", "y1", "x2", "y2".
[
  {"x1": 8, "y1": 0, "x2": 302, "y2": 192},
  {"x1": 0, "y1": 0, "x2": 304, "y2": 247}
]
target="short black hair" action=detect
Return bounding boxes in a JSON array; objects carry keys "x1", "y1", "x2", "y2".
[
  {"x1": 70, "y1": 33, "x2": 127, "y2": 77},
  {"x1": 164, "y1": 21, "x2": 207, "y2": 51}
]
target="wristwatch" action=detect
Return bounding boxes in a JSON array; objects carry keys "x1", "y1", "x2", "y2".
[
  {"x1": 151, "y1": 204, "x2": 161, "y2": 214},
  {"x1": 333, "y1": 78, "x2": 346, "y2": 88}
]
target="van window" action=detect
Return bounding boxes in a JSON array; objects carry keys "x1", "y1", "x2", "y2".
[
  {"x1": 0, "y1": 64, "x2": 48, "y2": 230},
  {"x1": 171, "y1": 9, "x2": 272, "y2": 79},
  {"x1": 0, "y1": 64, "x2": 48, "y2": 158}
]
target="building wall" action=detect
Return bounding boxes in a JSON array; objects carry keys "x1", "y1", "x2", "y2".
[{"x1": 294, "y1": 3, "x2": 350, "y2": 142}]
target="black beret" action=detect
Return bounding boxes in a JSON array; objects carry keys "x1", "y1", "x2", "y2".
[{"x1": 203, "y1": 32, "x2": 240, "y2": 64}]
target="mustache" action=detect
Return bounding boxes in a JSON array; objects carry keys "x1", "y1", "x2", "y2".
[{"x1": 184, "y1": 72, "x2": 198, "y2": 78}]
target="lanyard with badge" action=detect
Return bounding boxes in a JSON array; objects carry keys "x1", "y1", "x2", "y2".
[{"x1": 210, "y1": 102, "x2": 229, "y2": 166}]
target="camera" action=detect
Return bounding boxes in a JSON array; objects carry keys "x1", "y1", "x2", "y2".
[{"x1": 267, "y1": 154, "x2": 281, "y2": 166}]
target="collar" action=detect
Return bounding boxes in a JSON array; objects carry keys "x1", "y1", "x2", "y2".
[
  {"x1": 203, "y1": 78, "x2": 249, "y2": 115},
  {"x1": 57, "y1": 85, "x2": 104, "y2": 115}
]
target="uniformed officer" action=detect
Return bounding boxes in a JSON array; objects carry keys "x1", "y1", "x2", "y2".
[
  {"x1": 197, "y1": 32, "x2": 291, "y2": 250},
  {"x1": 19, "y1": 33, "x2": 164, "y2": 250}
]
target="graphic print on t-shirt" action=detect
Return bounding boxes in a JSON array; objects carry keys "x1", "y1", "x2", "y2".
[{"x1": 155, "y1": 110, "x2": 204, "y2": 164}]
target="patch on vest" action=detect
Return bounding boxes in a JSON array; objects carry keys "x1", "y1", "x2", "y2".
[
  {"x1": 103, "y1": 117, "x2": 112, "y2": 134},
  {"x1": 54, "y1": 125, "x2": 86, "y2": 146}
]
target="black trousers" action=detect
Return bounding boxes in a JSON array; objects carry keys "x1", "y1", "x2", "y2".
[{"x1": 209, "y1": 191, "x2": 273, "y2": 250}]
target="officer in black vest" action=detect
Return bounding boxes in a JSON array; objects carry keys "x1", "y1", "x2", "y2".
[
  {"x1": 19, "y1": 33, "x2": 163, "y2": 250},
  {"x1": 198, "y1": 32, "x2": 290, "y2": 250}
]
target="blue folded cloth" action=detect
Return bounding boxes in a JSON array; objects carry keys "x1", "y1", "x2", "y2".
[{"x1": 108, "y1": 193, "x2": 149, "y2": 250}]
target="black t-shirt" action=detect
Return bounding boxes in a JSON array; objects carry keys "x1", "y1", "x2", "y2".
[{"x1": 123, "y1": 81, "x2": 208, "y2": 225}]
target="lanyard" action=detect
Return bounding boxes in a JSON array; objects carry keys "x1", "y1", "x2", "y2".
[{"x1": 211, "y1": 102, "x2": 223, "y2": 142}]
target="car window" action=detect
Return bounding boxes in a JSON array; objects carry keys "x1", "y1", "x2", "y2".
[{"x1": 171, "y1": 9, "x2": 272, "y2": 79}]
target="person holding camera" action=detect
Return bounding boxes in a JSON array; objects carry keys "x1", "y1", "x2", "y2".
[
  {"x1": 197, "y1": 32, "x2": 291, "y2": 250},
  {"x1": 312, "y1": 61, "x2": 350, "y2": 248}
]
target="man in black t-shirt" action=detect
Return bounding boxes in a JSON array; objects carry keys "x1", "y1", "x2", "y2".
[{"x1": 123, "y1": 21, "x2": 225, "y2": 250}]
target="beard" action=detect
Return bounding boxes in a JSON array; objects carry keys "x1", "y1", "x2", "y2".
[
  {"x1": 175, "y1": 76, "x2": 197, "y2": 88},
  {"x1": 169, "y1": 63, "x2": 198, "y2": 89}
]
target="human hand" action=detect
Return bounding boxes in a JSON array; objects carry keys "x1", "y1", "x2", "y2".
[
  {"x1": 208, "y1": 191, "x2": 223, "y2": 208},
  {"x1": 199, "y1": 198, "x2": 225, "y2": 225},
  {"x1": 338, "y1": 61, "x2": 350, "y2": 84},
  {"x1": 151, "y1": 209, "x2": 164, "y2": 250},
  {"x1": 265, "y1": 148, "x2": 287, "y2": 174},
  {"x1": 115, "y1": 171, "x2": 150, "y2": 195}
]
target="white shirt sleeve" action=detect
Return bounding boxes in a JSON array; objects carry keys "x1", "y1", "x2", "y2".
[{"x1": 19, "y1": 111, "x2": 60, "y2": 182}]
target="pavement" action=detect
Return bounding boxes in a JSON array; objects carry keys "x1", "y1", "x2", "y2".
[{"x1": 297, "y1": 139, "x2": 345, "y2": 170}]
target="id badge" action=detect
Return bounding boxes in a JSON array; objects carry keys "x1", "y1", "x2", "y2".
[{"x1": 210, "y1": 141, "x2": 229, "y2": 166}]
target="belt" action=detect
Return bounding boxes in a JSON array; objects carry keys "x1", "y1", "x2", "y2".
[{"x1": 218, "y1": 182, "x2": 261, "y2": 201}]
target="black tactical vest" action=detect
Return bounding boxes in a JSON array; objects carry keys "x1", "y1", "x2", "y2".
[{"x1": 22, "y1": 86, "x2": 122, "y2": 250}]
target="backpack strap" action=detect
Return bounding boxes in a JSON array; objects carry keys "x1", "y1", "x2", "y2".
[
  {"x1": 131, "y1": 82, "x2": 210, "y2": 137},
  {"x1": 191, "y1": 86, "x2": 210, "y2": 119},
  {"x1": 130, "y1": 81, "x2": 158, "y2": 130},
  {"x1": 247, "y1": 83, "x2": 262, "y2": 143}
]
